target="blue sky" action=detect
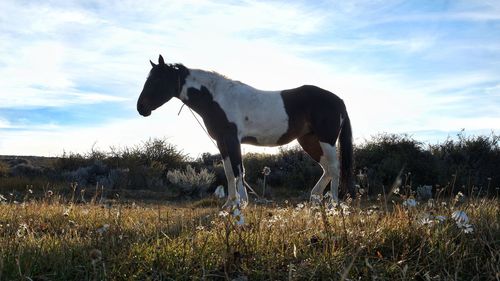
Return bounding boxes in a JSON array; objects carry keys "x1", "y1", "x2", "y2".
[{"x1": 0, "y1": 0, "x2": 499, "y2": 157}]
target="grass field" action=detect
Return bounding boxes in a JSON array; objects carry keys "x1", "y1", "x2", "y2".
[{"x1": 0, "y1": 190, "x2": 498, "y2": 281}]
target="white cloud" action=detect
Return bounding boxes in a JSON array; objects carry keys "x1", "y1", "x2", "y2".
[
  {"x1": 0, "y1": 0, "x2": 499, "y2": 156},
  {"x1": 0, "y1": 118, "x2": 12, "y2": 129}
]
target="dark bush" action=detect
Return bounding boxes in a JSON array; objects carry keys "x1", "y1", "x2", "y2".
[
  {"x1": 242, "y1": 146, "x2": 322, "y2": 190},
  {"x1": 275, "y1": 146, "x2": 322, "y2": 190},
  {"x1": 0, "y1": 161, "x2": 9, "y2": 177},
  {"x1": 430, "y1": 132, "x2": 499, "y2": 195},
  {"x1": 354, "y1": 134, "x2": 438, "y2": 194},
  {"x1": 54, "y1": 138, "x2": 187, "y2": 190},
  {"x1": 10, "y1": 163, "x2": 44, "y2": 178}
]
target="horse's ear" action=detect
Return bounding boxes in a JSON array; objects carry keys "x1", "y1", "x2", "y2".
[
  {"x1": 150, "y1": 60, "x2": 156, "y2": 68},
  {"x1": 158, "y1": 55, "x2": 165, "y2": 65}
]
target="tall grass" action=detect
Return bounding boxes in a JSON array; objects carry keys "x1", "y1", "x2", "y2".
[{"x1": 0, "y1": 193, "x2": 498, "y2": 280}]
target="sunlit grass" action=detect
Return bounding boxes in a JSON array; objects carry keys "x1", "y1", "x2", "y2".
[{"x1": 0, "y1": 194, "x2": 498, "y2": 280}]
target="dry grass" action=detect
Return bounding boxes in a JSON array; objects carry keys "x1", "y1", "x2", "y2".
[{"x1": 0, "y1": 193, "x2": 498, "y2": 280}]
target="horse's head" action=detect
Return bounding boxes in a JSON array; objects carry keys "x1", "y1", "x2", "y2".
[{"x1": 137, "y1": 55, "x2": 188, "y2": 117}]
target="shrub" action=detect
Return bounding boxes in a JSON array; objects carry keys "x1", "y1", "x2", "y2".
[
  {"x1": 430, "y1": 132, "x2": 500, "y2": 195},
  {"x1": 242, "y1": 146, "x2": 322, "y2": 191},
  {"x1": 62, "y1": 160, "x2": 109, "y2": 187},
  {"x1": 354, "y1": 134, "x2": 438, "y2": 195},
  {"x1": 53, "y1": 138, "x2": 187, "y2": 190},
  {"x1": 0, "y1": 161, "x2": 9, "y2": 177},
  {"x1": 276, "y1": 146, "x2": 322, "y2": 190},
  {"x1": 54, "y1": 152, "x2": 93, "y2": 172},
  {"x1": 167, "y1": 165, "x2": 215, "y2": 197},
  {"x1": 10, "y1": 163, "x2": 44, "y2": 178}
]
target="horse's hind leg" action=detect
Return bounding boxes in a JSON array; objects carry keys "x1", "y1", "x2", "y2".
[
  {"x1": 319, "y1": 142, "x2": 340, "y2": 203},
  {"x1": 297, "y1": 134, "x2": 333, "y2": 203},
  {"x1": 298, "y1": 133, "x2": 341, "y2": 203}
]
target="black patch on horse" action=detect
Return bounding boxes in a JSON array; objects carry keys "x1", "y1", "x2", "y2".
[
  {"x1": 279, "y1": 85, "x2": 347, "y2": 147},
  {"x1": 184, "y1": 86, "x2": 244, "y2": 177},
  {"x1": 241, "y1": 136, "x2": 259, "y2": 145}
]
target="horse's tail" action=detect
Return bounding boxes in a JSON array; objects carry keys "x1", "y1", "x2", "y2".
[{"x1": 339, "y1": 110, "x2": 354, "y2": 197}]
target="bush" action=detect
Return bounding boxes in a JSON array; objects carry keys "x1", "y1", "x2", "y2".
[
  {"x1": 354, "y1": 134, "x2": 437, "y2": 195},
  {"x1": 54, "y1": 152, "x2": 94, "y2": 172},
  {"x1": 0, "y1": 161, "x2": 9, "y2": 177},
  {"x1": 167, "y1": 165, "x2": 215, "y2": 197},
  {"x1": 430, "y1": 132, "x2": 500, "y2": 195},
  {"x1": 276, "y1": 146, "x2": 322, "y2": 190},
  {"x1": 10, "y1": 163, "x2": 44, "y2": 178},
  {"x1": 242, "y1": 146, "x2": 322, "y2": 190},
  {"x1": 53, "y1": 138, "x2": 187, "y2": 190},
  {"x1": 354, "y1": 132, "x2": 500, "y2": 196}
]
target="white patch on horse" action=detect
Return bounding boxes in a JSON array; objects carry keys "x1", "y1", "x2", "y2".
[
  {"x1": 180, "y1": 69, "x2": 289, "y2": 145},
  {"x1": 310, "y1": 142, "x2": 340, "y2": 203},
  {"x1": 236, "y1": 164, "x2": 248, "y2": 208},
  {"x1": 319, "y1": 142, "x2": 340, "y2": 203},
  {"x1": 222, "y1": 157, "x2": 239, "y2": 207},
  {"x1": 310, "y1": 154, "x2": 331, "y2": 203}
]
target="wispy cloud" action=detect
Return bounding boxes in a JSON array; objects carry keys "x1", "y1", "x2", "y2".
[{"x1": 0, "y1": 0, "x2": 499, "y2": 156}]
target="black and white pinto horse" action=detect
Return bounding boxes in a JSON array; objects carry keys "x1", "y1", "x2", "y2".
[{"x1": 137, "y1": 55, "x2": 354, "y2": 209}]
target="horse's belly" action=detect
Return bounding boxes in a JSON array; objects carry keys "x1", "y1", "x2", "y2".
[{"x1": 240, "y1": 115, "x2": 289, "y2": 146}]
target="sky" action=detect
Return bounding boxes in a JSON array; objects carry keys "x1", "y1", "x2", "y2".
[{"x1": 0, "y1": 0, "x2": 499, "y2": 158}]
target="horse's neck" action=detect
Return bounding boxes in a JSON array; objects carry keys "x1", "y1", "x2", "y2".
[{"x1": 181, "y1": 69, "x2": 250, "y2": 101}]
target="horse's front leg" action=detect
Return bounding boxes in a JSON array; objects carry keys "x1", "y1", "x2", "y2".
[{"x1": 218, "y1": 135, "x2": 248, "y2": 209}]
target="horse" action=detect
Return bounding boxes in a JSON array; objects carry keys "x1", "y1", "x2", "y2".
[{"x1": 137, "y1": 55, "x2": 354, "y2": 209}]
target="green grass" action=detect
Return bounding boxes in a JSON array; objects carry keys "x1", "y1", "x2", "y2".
[{"x1": 0, "y1": 193, "x2": 498, "y2": 280}]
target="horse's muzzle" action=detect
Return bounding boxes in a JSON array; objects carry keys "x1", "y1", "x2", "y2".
[{"x1": 137, "y1": 103, "x2": 151, "y2": 117}]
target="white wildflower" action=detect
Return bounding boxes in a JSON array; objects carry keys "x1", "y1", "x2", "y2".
[
  {"x1": 403, "y1": 198, "x2": 417, "y2": 208},
  {"x1": 462, "y1": 224, "x2": 474, "y2": 234},
  {"x1": 340, "y1": 202, "x2": 351, "y2": 215},
  {"x1": 196, "y1": 225, "x2": 205, "y2": 231},
  {"x1": 219, "y1": 210, "x2": 229, "y2": 217},
  {"x1": 310, "y1": 194, "x2": 322, "y2": 204},
  {"x1": 427, "y1": 199, "x2": 435, "y2": 208},
  {"x1": 454, "y1": 192, "x2": 465, "y2": 203},
  {"x1": 452, "y1": 210, "x2": 474, "y2": 234},
  {"x1": 452, "y1": 210, "x2": 469, "y2": 225},
  {"x1": 420, "y1": 217, "x2": 434, "y2": 226},
  {"x1": 214, "y1": 185, "x2": 225, "y2": 198},
  {"x1": 16, "y1": 223, "x2": 29, "y2": 238},
  {"x1": 96, "y1": 224, "x2": 110, "y2": 235},
  {"x1": 268, "y1": 214, "x2": 282, "y2": 225},
  {"x1": 262, "y1": 166, "x2": 271, "y2": 176},
  {"x1": 435, "y1": 215, "x2": 446, "y2": 223}
]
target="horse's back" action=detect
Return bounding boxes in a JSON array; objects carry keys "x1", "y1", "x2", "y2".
[{"x1": 281, "y1": 85, "x2": 346, "y2": 120}]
